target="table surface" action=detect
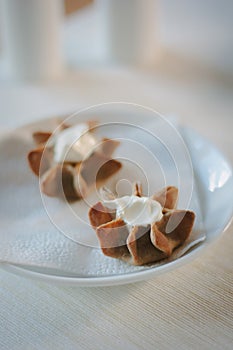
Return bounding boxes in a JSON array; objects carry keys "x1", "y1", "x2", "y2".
[{"x1": 0, "y1": 66, "x2": 233, "y2": 350}]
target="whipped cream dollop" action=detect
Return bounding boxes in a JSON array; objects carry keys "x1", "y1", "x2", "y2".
[
  {"x1": 104, "y1": 195, "x2": 163, "y2": 226},
  {"x1": 53, "y1": 123, "x2": 98, "y2": 163}
]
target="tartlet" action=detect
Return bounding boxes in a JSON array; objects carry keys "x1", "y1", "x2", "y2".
[
  {"x1": 89, "y1": 184, "x2": 195, "y2": 265},
  {"x1": 28, "y1": 120, "x2": 122, "y2": 200}
]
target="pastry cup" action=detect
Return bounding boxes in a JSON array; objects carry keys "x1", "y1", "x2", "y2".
[
  {"x1": 28, "y1": 120, "x2": 122, "y2": 200},
  {"x1": 89, "y1": 185, "x2": 195, "y2": 265}
]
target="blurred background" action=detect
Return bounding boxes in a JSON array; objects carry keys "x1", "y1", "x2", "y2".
[
  {"x1": 1, "y1": 0, "x2": 233, "y2": 77},
  {"x1": 0, "y1": 0, "x2": 232, "y2": 158}
]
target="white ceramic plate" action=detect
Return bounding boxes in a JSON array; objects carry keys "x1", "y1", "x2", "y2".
[{"x1": 1, "y1": 106, "x2": 233, "y2": 286}]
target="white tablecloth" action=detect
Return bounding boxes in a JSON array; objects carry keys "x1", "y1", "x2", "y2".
[{"x1": 0, "y1": 67, "x2": 233, "y2": 350}]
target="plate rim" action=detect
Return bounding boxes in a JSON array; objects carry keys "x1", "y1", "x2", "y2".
[{"x1": 0, "y1": 243, "x2": 211, "y2": 286}]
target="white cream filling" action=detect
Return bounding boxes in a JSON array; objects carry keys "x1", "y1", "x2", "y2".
[
  {"x1": 104, "y1": 195, "x2": 163, "y2": 226},
  {"x1": 53, "y1": 123, "x2": 98, "y2": 163}
]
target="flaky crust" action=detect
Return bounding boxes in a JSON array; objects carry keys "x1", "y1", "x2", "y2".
[{"x1": 96, "y1": 219, "x2": 130, "y2": 259}]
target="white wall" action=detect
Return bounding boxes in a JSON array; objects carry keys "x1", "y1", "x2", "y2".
[{"x1": 159, "y1": 0, "x2": 233, "y2": 75}]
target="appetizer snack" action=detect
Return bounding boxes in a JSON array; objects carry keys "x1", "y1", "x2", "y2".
[
  {"x1": 28, "y1": 120, "x2": 122, "y2": 200},
  {"x1": 89, "y1": 184, "x2": 195, "y2": 265}
]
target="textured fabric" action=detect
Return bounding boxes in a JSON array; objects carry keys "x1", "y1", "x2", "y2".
[{"x1": 0, "y1": 68, "x2": 233, "y2": 349}]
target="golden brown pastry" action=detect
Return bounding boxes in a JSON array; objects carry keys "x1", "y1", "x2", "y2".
[
  {"x1": 89, "y1": 184, "x2": 195, "y2": 265},
  {"x1": 28, "y1": 120, "x2": 121, "y2": 200}
]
